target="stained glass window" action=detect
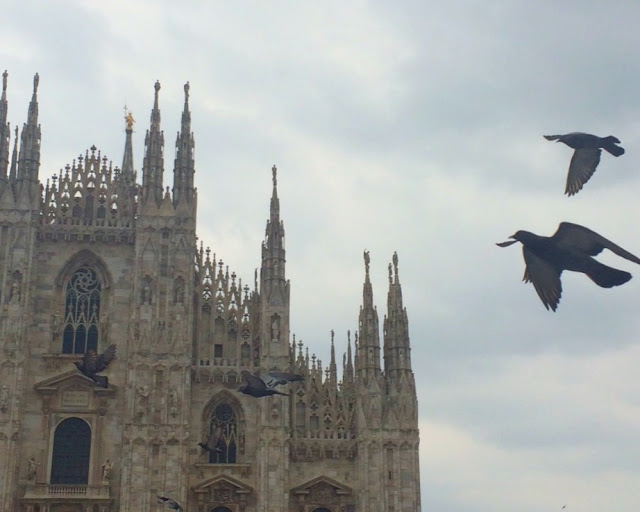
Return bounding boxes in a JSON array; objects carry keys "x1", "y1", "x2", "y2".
[
  {"x1": 62, "y1": 266, "x2": 101, "y2": 354},
  {"x1": 207, "y1": 403, "x2": 237, "y2": 463}
]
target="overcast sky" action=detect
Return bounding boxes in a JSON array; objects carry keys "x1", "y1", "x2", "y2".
[{"x1": 4, "y1": 1, "x2": 640, "y2": 511}]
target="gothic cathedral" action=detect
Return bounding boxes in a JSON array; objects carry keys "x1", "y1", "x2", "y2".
[{"x1": 0, "y1": 73, "x2": 421, "y2": 512}]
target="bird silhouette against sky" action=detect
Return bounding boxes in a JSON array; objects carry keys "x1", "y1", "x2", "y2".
[
  {"x1": 157, "y1": 495, "x2": 182, "y2": 512},
  {"x1": 544, "y1": 132, "x2": 625, "y2": 196},
  {"x1": 239, "y1": 370, "x2": 303, "y2": 397},
  {"x1": 198, "y1": 425, "x2": 223, "y2": 454},
  {"x1": 74, "y1": 344, "x2": 116, "y2": 388},
  {"x1": 497, "y1": 222, "x2": 640, "y2": 311}
]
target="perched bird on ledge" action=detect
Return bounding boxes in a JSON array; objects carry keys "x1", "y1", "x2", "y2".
[
  {"x1": 497, "y1": 222, "x2": 640, "y2": 311},
  {"x1": 543, "y1": 132, "x2": 625, "y2": 196}
]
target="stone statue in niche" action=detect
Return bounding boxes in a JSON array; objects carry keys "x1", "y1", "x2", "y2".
[
  {"x1": 50, "y1": 313, "x2": 61, "y2": 339},
  {"x1": 0, "y1": 385, "x2": 9, "y2": 412},
  {"x1": 168, "y1": 389, "x2": 178, "y2": 418},
  {"x1": 9, "y1": 280, "x2": 20, "y2": 303},
  {"x1": 271, "y1": 315, "x2": 280, "y2": 342},
  {"x1": 141, "y1": 281, "x2": 152, "y2": 305},
  {"x1": 27, "y1": 456, "x2": 39, "y2": 481},
  {"x1": 136, "y1": 385, "x2": 150, "y2": 418},
  {"x1": 101, "y1": 458, "x2": 113, "y2": 483}
]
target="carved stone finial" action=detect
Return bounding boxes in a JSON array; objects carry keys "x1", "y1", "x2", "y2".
[
  {"x1": 392, "y1": 251, "x2": 399, "y2": 279},
  {"x1": 272, "y1": 165, "x2": 277, "y2": 187},
  {"x1": 364, "y1": 250, "x2": 370, "y2": 274},
  {"x1": 2, "y1": 70, "x2": 7, "y2": 92},
  {"x1": 33, "y1": 73, "x2": 39, "y2": 93},
  {"x1": 184, "y1": 81, "x2": 190, "y2": 101},
  {"x1": 154, "y1": 80, "x2": 161, "y2": 93}
]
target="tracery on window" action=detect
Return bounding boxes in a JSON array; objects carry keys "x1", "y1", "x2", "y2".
[
  {"x1": 62, "y1": 266, "x2": 101, "y2": 354},
  {"x1": 207, "y1": 403, "x2": 238, "y2": 463}
]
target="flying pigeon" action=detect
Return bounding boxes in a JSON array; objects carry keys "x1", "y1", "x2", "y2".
[
  {"x1": 543, "y1": 132, "x2": 625, "y2": 196},
  {"x1": 157, "y1": 496, "x2": 182, "y2": 512},
  {"x1": 497, "y1": 222, "x2": 640, "y2": 311},
  {"x1": 198, "y1": 425, "x2": 223, "y2": 454},
  {"x1": 238, "y1": 369, "x2": 303, "y2": 398},
  {"x1": 74, "y1": 344, "x2": 117, "y2": 388}
]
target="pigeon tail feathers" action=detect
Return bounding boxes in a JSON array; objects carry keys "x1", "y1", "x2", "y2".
[
  {"x1": 601, "y1": 137, "x2": 625, "y2": 157},
  {"x1": 93, "y1": 375, "x2": 109, "y2": 388},
  {"x1": 585, "y1": 260, "x2": 632, "y2": 288}
]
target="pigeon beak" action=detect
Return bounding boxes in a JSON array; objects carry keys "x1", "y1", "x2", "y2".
[{"x1": 496, "y1": 239, "x2": 518, "y2": 247}]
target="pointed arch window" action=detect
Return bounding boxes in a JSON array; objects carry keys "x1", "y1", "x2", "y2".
[
  {"x1": 50, "y1": 417, "x2": 91, "y2": 484},
  {"x1": 62, "y1": 266, "x2": 101, "y2": 354},
  {"x1": 207, "y1": 403, "x2": 238, "y2": 463}
]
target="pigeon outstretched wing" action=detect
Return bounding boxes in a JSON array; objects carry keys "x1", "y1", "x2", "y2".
[
  {"x1": 157, "y1": 496, "x2": 182, "y2": 512},
  {"x1": 553, "y1": 223, "x2": 640, "y2": 263},
  {"x1": 261, "y1": 371, "x2": 304, "y2": 389},
  {"x1": 95, "y1": 344, "x2": 117, "y2": 373},
  {"x1": 522, "y1": 247, "x2": 563, "y2": 311},
  {"x1": 565, "y1": 148, "x2": 601, "y2": 196}
]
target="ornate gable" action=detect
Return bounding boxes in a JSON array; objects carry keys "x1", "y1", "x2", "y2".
[
  {"x1": 34, "y1": 370, "x2": 117, "y2": 412},
  {"x1": 290, "y1": 476, "x2": 354, "y2": 510},
  {"x1": 192, "y1": 474, "x2": 253, "y2": 509}
]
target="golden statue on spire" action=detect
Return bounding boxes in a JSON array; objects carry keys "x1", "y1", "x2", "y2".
[{"x1": 124, "y1": 105, "x2": 135, "y2": 130}]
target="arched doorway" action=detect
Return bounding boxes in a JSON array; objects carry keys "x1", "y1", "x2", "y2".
[
  {"x1": 210, "y1": 507, "x2": 233, "y2": 512},
  {"x1": 50, "y1": 418, "x2": 91, "y2": 484},
  {"x1": 312, "y1": 508, "x2": 332, "y2": 512}
]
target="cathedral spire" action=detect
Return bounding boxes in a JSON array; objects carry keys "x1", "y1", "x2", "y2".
[
  {"x1": 261, "y1": 165, "x2": 286, "y2": 286},
  {"x1": 142, "y1": 80, "x2": 165, "y2": 205},
  {"x1": 383, "y1": 252, "x2": 413, "y2": 378},
  {"x1": 259, "y1": 165, "x2": 290, "y2": 367},
  {"x1": 17, "y1": 72, "x2": 41, "y2": 182},
  {"x1": 172, "y1": 81, "x2": 195, "y2": 207},
  {"x1": 356, "y1": 250, "x2": 381, "y2": 376},
  {"x1": 329, "y1": 329, "x2": 337, "y2": 384},
  {"x1": 121, "y1": 107, "x2": 136, "y2": 184},
  {"x1": 0, "y1": 70, "x2": 9, "y2": 179}
]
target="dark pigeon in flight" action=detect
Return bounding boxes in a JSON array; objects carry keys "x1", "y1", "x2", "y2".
[
  {"x1": 497, "y1": 222, "x2": 640, "y2": 311},
  {"x1": 198, "y1": 425, "x2": 223, "y2": 454},
  {"x1": 157, "y1": 496, "x2": 182, "y2": 512},
  {"x1": 544, "y1": 132, "x2": 625, "y2": 196},
  {"x1": 238, "y1": 369, "x2": 303, "y2": 398},
  {"x1": 74, "y1": 344, "x2": 117, "y2": 388}
]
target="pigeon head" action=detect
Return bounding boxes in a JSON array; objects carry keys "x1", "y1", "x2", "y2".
[
  {"x1": 496, "y1": 230, "x2": 536, "y2": 247},
  {"x1": 238, "y1": 384, "x2": 248, "y2": 394},
  {"x1": 73, "y1": 361, "x2": 82, "y2": 370}
]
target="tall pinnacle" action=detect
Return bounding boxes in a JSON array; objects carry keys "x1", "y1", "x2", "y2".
[
  {"x1": 120, "y1": 107, "x2": 135, "y2": 185},
  {"x1": 172, "y1": 81, "x2": 195, "y2": 207},
  {"x1": 383, "y1": 251, "x2": 412, "y2": 375},
  {"x1": 0, "y1": 70, "x2": 9, "y2": 179},
  {"x1": 17, "y1": 72, "x2": 41, "y2": 182},
  {"x1": 142, "y1": 80, "x2": 165, "y2": 205},
  {"x1": 357, "y1": 250, "x2": 381, "y2": 374},
  {"x1": 270, "y1": 163, "x2": 279, "y2": 221}
]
